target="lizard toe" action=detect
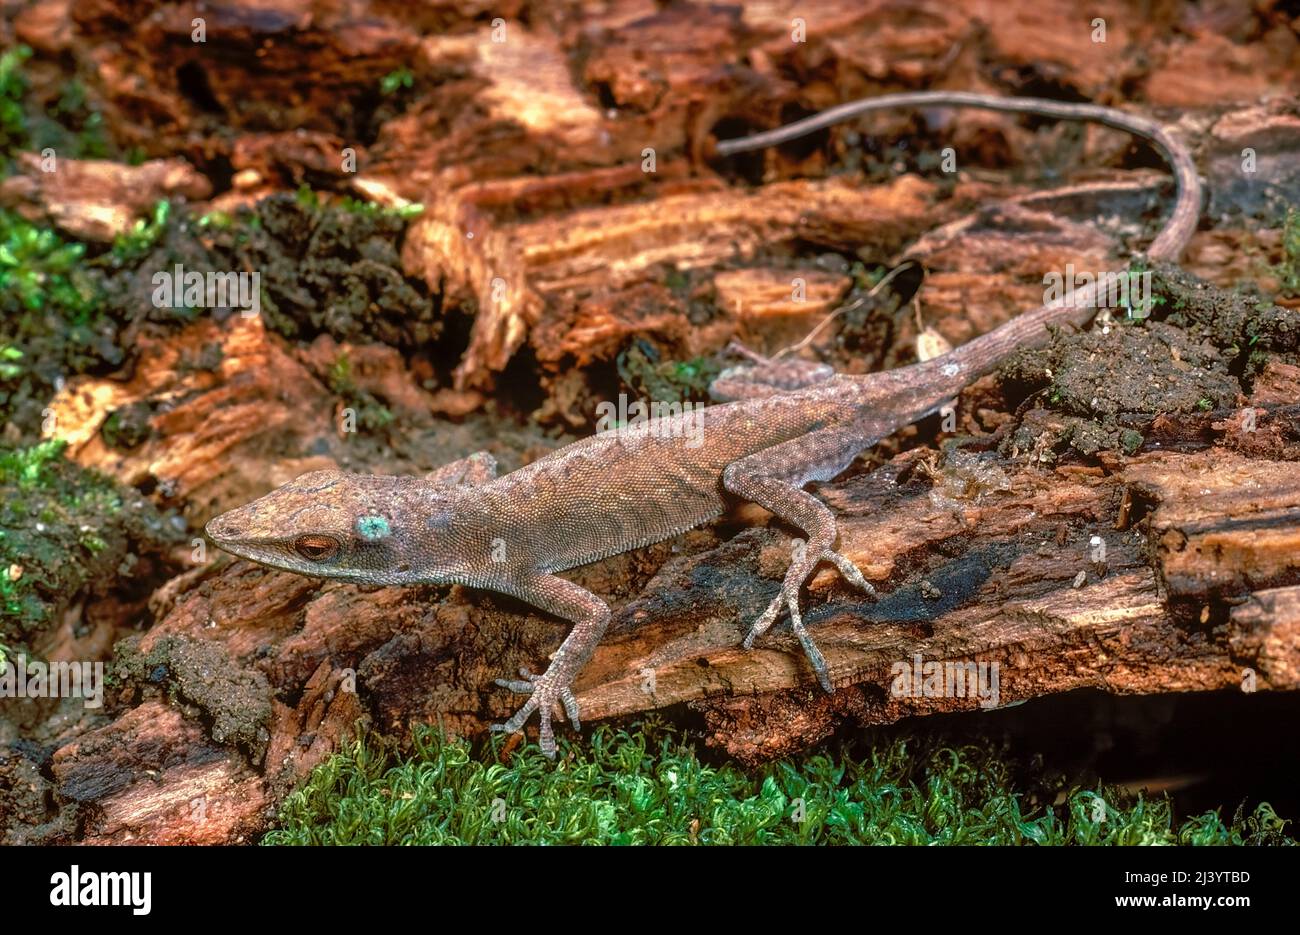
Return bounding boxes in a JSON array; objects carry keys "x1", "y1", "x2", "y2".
[
  {"x1": 498, "y1": 695, "x2": 538, "y2": 735},
  {"x1": 785, "y1": 591, "x2": 833, "y2": 692},
  {"x1": 496, "y1": 666, "x2": 544, "y2": 694},
  {"x1": 792, "y1": 627, "x2": 832, "y2": 692},
  {"x1": 742, "y1": 583, "x2": 834, "y2": 691},
  {"x1": 537, "y1": 709, "x2": 557, "y2": 759},
  {"x1": 822, "y1": 550, "x2": 876, "y2": 599},
  {"x1": 560, "y1": 688, "x2": 581, "y2": 730},
  {"x1": 742, "y1": 593, "x2": 785, "y2": 648},
  {"x1": 495, "y1": 677, "x2": 535, "y2": 693}
]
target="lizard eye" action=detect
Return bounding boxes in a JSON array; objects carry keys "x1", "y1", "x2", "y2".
[{"x1": 293, "y1": 534, "x2": 340, "y2": 562}]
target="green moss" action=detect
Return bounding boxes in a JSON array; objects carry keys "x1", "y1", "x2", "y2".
[
  {"x1": 197, "y1": 210, "x2": 235, "y2": 230},
  {"x1": 0, "y1": 45, "x2": 33, "y2": 157},
  {"x1": 0, "y1": 44, "x2": 114, "y2": 164},
  {"x1": 0, "y1": 208, "x2": 98, "y2": 318},
  {"x1": 1154, "y1": 264, "x2": 1296, "y2": 360},
  {"x1": 340, "y1": 195, "x2": 423, "y2": 220},
  {"x1": 617, "y1": 341, "x2": 723, "y2": 405},
  {"x1": 0, "y1": 345, "x2": 22, "y2": 380},
  {"x1": 262, "y1": 722, "x2": 1294, "y2": 846},
  {"x1": 379, "y1": 68, "x2": 414, "y2": 96},
  {"x1": 0, "y1": 440, "x2": 183, "y2": 647},
  {"x1": 111, "y1": 634, "x2": 272, "y2": 758},
  {"x1": 1119, "y1": 428, "x2": 1144, "y2": 455},
  {"x1": 1278, "y1": 207, "x2": 1300, "y2": 296},
  {"x1": 327, "y1": 351, "x2": 355, "y2": 396},
  {"x1": 0, "y1": 188, "x2": 233, "y2": 433},
  {"x1": 1126, "y1": 291, "x2": 1165, "y2": 321},
  {"x1": 327, "y1": 351, "x2": 394, "y2": 432},
  {"x1": 0, "y1": 438, "x2": 65, "y2": 490},
  {"x1": 111, "y1": 200, "x2": 170, "y2": 264},
  {"x1": 0, "y1": 441, "x2": 108, "y2": 635},
  {"x1": 0, "y1": 208, "x2": 117, "y2": 433},
  {"x1": 45, "y1": 78, "x2": 109, "y2": 159},
  {"x1": 222, "y1": 191, "x2": 435, "y2": 348},
  {"x1": 295, "y1": 185, "x2": 422, "y2": 220},
  {"x1": 294, "y1": 184, "x2": 319, "y2": 211},
  {"x1": 850, "y1": 261, "x2": 888, "y2": 291}
]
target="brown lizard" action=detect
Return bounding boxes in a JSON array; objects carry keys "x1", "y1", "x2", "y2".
[{"x1": 205, "y1": 92, "x2": 1202, "y2": 757}]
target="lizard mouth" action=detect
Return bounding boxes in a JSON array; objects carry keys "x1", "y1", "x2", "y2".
[
  {"x1": 204, "y1": 518, "x2": 276, "y2": 562},
  {"x1": 204, "y1": 534, "x2": 265, "y2": 563}
]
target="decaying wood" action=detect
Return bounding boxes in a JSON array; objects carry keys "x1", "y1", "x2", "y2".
[
  {"x1": 49, "y1": 702, "x2": 268, "y2": 845},
  {"x1": 26, "y1": 413, "x2": 1298, "y2": 842},
  {"x1": 0, "y1": 153, "x2": 211, "y2": 241},
  {"x1": 46, "y1": 316, "x2": 340, "y2": 523}
]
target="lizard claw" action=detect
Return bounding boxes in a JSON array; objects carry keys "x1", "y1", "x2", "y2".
[
  {"x1": 740, "y1": 548, "x2": 875, "y2": 693},
  {"x1": 491, "y1": 666, "x2": 580, "y2": 758}
]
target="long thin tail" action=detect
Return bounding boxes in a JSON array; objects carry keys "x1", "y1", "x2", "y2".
[{"x1": 716, "y1": 91, "x2": 1202, "y2": 417}]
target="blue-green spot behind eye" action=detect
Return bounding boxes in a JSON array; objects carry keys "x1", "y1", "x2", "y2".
[{"x1": 356, "y1": 515, "x2": 391, "y2": 540}]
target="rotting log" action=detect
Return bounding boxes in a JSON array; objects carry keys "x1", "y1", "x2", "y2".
[
  {"x1": 16, "y1": 405, "x2": 1294, "y2": 842},
  {"x1": 0, "y1": 153, "x2": 211, "y2": 242}
]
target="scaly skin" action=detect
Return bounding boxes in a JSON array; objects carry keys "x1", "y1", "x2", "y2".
[{"x1": 206, "y1": 93, "x2": 1202, "y2": 757}]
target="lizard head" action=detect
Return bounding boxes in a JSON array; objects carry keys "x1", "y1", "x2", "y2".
[{"x1": 205, "y1": 469, "x2": 465, "y2": 586}]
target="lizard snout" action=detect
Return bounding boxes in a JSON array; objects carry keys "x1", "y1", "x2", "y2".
[{"x1": 205, "y1": 513, "x2": 242, "y2": 540}]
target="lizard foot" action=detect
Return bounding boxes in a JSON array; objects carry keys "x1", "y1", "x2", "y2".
[
  {"x1": 491, "y1": 667, "x2": 580, "y2": 758},
  {"x1": 741, "y1": 549, "x2": 877, "y2": 692}
]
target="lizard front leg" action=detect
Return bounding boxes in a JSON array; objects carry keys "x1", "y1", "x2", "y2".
[
  {"x1": 722, "y1": 425, "x2": 880, "y2": 691},
  {"x1": 491, "y1": 573, "x2": 611, "y2": 758}
]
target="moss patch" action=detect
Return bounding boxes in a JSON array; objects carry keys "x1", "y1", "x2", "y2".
[
  {"x1": 221, "y1": 192, "x2": 437, "y2": 348},
  {"x1": 0, "y1": 45, "x2": 114, "y2": 169},
  {"x1": 995, "y1": 263, "x2": 1299, "y2": 460},
  {"x1": 617, "y1": 340, "x2": 723, "y2": 405},
  {"x1": 325, "y1": 350, "x2": 394, "y2": 433},
  {"x1": 1151, "y1": 263, "x2": 1299, "y2": 380},
  {"x1": 0, "y1": 441, "x2": 185, "y2": 652},
  {"x1": 1000, "y1": 321, "x2": 1239, "y2": 459},
  {"x1": 262, "y1": 721, "x2": 1293, "y2": 846}
]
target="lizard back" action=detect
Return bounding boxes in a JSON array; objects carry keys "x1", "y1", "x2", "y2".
[{"x1": 474, "y1": 389, "x2": 856, "y2": 572}]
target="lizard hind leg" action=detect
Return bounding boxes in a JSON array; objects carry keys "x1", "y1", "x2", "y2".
[{"x1": 723, "y1": 427, "x2": 879, "y2": 691}]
